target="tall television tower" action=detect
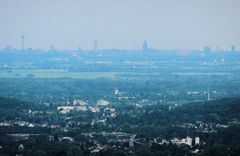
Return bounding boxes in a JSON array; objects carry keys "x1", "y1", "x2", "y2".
[{"x1": 21, "y1": 35, "x2": 26, "y2": 50}]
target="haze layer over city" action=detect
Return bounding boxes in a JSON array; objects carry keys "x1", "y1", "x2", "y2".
[{"x1": 0, "y1": 0, "x2": 240, "y2": 156}]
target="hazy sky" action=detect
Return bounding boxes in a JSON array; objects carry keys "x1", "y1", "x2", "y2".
[{"x1": 0, "y1": 0, "x2": 240, "y2": 50}]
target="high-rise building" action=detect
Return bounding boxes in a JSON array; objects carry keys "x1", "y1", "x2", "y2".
[
  {"x1": 204, "y1": 46, "x2": 211, "y2": 53},
  {"x1": 21, "y1": 35, "x2": 25, "y2": 50},
  {"x1": 50, "y1": 45, "x2": 55, "y2": 51},
  {"x1": 230, "y1": 45, "x2": 235, "y2": 52},
  {"x1": 142, "y1": 40, "x2": 148, "y2": 51},
  {"x1": 93, "y1": 40, "x2": 98, "y2": 51}
]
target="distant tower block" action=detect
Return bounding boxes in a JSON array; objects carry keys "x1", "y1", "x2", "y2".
[
  {"x1": 50, "y1": 45, "x2": 55, "y2": 51},
  {"x1": 204, "y1": 46, "x2": 211, "y2": 53},
  {"x1": 142, "y1": 40, "x2": 148, "y2": 51},
  {"x1": 21, "y1": 35, "x2": 26, "y2": 50},
  {"x1": 230, "y1": 45, "x2": 235, "y2": 52},
  {"x1": 93, "y1": 40, "x2": 98, "y2": 51},
  {"x1": 78, "y1": 46, "x2": 82, "y2": 51}
]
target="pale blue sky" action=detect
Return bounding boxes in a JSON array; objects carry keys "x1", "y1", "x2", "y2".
[{"x1": 0, "y1": 0, "x2": 240, "y2": 50}]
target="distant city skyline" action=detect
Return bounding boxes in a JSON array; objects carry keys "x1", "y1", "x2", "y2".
[{"x1": 0, "y1": 0, "x2": 240, "y2": 50}]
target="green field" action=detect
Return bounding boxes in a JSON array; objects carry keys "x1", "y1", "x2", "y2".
[
  {"x1": 172, "y1": 72, "x2": 231, "y2": 76},
  {"x1": 0, "y1": 69, "x2": 117, "y2": 79},
  {"x1": 0, "y1": 69, "x2": 234, "y2": 80}
]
